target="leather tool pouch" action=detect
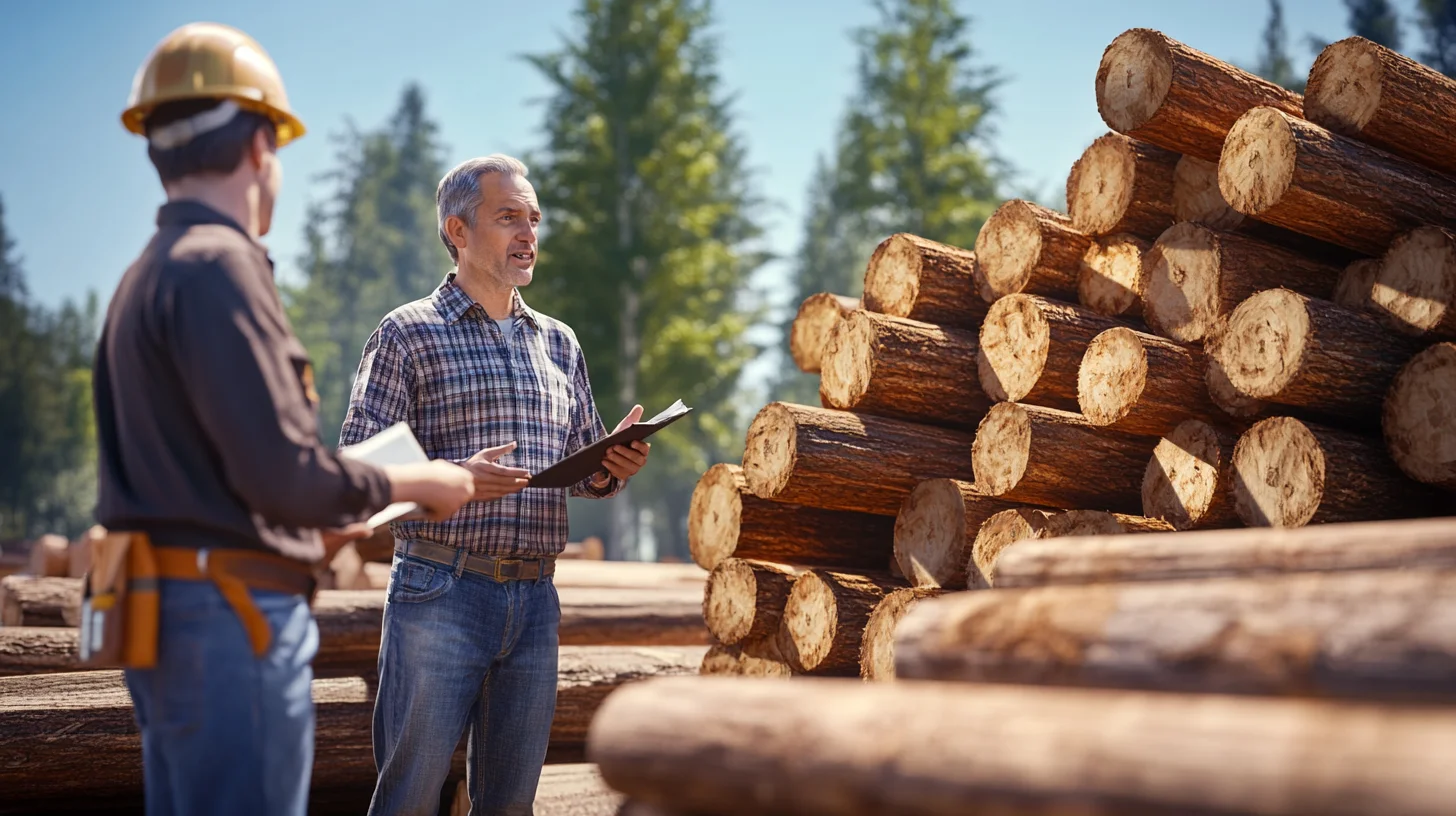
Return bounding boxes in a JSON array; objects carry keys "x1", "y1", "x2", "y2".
[{"x1": 78, "y1": 531, "x2": 160, "y2": 669}]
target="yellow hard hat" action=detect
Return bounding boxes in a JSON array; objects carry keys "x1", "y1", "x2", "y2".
[{"x1": 122, "y1": 22, "x2": 306, "y2": 146}]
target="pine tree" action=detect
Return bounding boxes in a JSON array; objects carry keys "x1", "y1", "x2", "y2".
[
  {"x1": 1418, "y1": 0, "x2": 1456, "y2": 76},
  {"x1": 1348, "y1": 0, "x2": 1402, "y2": 49},
  {"x1": 1257, "y1": 0, "x2": 1306, "y2": 92}
]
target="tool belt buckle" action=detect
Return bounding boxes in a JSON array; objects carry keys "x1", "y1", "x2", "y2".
[{"x1": 494, "y1": 558, "x2": 523, "y2": 581}]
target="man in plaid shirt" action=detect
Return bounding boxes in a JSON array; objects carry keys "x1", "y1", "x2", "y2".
[{"x1": 339, "y1": 155, "x2": 649, "y2": 816}]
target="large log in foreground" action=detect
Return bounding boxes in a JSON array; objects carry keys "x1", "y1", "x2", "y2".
[
  {"x1": 861, "y1": 233, "x2": 986, "y2": 329},
  {"x1": 973, "y1": 200, "x2": 1091, "y2": 303},
  {"x1": 895, "y1": 569, "x2": 1456, "y2": 701},
  {"x1": 1066, "y1": 132, "x2": 1178, "y2": 239},
  {"x1": 977, "y1": 294, "x2": 1127, "y2": 411},
  {"x1": 1219, "y1": 106, "x2": 1456, "y2": 256},
  {"x1": 789, "y1": 293, "x2": 859, "y2": 374},
  {"x1": 891, "y1": 479, "x2": 1030, "y2": 590},
  {"x1": 1078, "y1": 233, "x2": 1148, "y2": 317},
  {"x1": 777, "y1": 569, "x2": 903, "y2": 676},
  {"x1": 1077, "y1": 326, "x2": 1221, "y2": 436},
  {"x1": 742, "y1": 402, "x2": 976, "y2": 516},
  {"x1": 1095, "y1": 29, "x2": 1304, "y2": 162},
  {"x1": 1141, "y1": 419, "x2": 1242, "y2": 530},
  {"x1": 1, "y1": 575, "x2": 78, "y2": 627},
  {"x1": 589, "y1": 676, "x2": 1456, "y2": 816},
  {"x1": 1384, "y1": 342, "x2": 1456, "y2": 490},
  {"x1": 859, "y1": 586, "x2": 944, "y2": 681},
  {"x1": 1370, "y1": 226, "x2": 1456, "y2": 341}
]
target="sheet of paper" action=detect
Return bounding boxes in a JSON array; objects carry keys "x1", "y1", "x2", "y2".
[
  {"x1": 338, "y1": 422, "x2": 427, "y2": 527},
  {"x1": 644, "y1": 398, "x2": 689, "y2": 425}
]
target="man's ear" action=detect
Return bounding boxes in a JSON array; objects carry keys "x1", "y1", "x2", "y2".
[
  {"x1": 248, "y1": 127, "x2": 272, "y2": 171},
  {"x1": 445, "y1": 215, "x2": 469, "y2": 251}
]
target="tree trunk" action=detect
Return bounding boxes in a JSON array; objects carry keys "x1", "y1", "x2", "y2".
[
  {"x1": 777, "y1": 569, "x2": 903, "y2": 676},
  {"x1": 1333, "y1": 258, "x2": 1381, "y2": 313},
  {"x1": 1078, "y1": 233, "x2": 1148, "y2": 318},
  {"x1": 699, "y1": 635, "x2": 793, "y2": 678},
  {"x1": 1370, "y1": 226, "x2": 1456, "y2": 341},
  {"x1": 1095, "y1": 29, "x2": 1304, "y2": 162},
  {"x1": 861, "y1": 234, "x2": 985, "y2": 329},
  {"x1": 971, "y1": 403, "x2": 1158, "y2": 513},
  {"x1": 1141, "y1": 419, "x2": 1243, "y2": 530},
  {"x1": 0, "y1": 575, "x2": 79, "y2": 627},
  {"x1": 1216, "y1": 289, "x2": 1425, "y2": 428},
  {"x1": 895, "y1": 568, "x2": 1456, "y2": 701},
  {"x1": 687, "y1": 464, "x2": 895, "y2": 572},
  {"x1": 858, "y1": 586, "x2": 944, "y2": 681},
  {"x1": 790, "y1": 293, "x2": 860, "y2": 374},
  {"x1": 1066, "y1": 132, "x2": 1179, "y2": 239},
  {"x1": 742, "y1": 403, "x2": 976, "y2": 516},
  {"x1": 891, "y1": 479, "x2": 1036, "y2": 590},
  {"x1": 1142, "y1": 221, "x2": 1341, "y2": 342},
  {"x1": 974, "y1": 200, "x2": 1092, "y2": 303},
  {"x1": 1232, "y1": 416, "x2": 1446, "y2": 527},
  {"x1": 969, "y1": 508, "x2": 1057, "y2": 589},
  {"x1": 977, "y1": 294, "x2": 1131, "y2": 412},
  {"x1": 1307, "y1": 37, "x2": 1456, "y2": 178},
  {"x1": 1384, "y1": 342, "x2": 1456, "y2": 490},
  {"x1": 1077, "y1": 326, "x2": 1223, "y2": 436},
  {"x1": 589, "y1": 675, "x2": 1456, "y2": 816},
  {"x1": 1220, "y1": 106, "x2": 1456, "y2": 256},
  {"x1": 819, "y1": 310, "x2": 989, "y2": 430},
  {"x1": 1041, "y1": 509, "x2": 1174, "y2": 538},
  {"x1": 702, "y1": 559, "x2": 798, "y2": 646}
]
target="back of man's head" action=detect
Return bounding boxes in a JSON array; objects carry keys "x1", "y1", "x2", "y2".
[{"x1": 146, "y1": 99, "x2": 276, "y2": 184}]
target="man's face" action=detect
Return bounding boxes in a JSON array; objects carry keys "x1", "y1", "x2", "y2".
[{"x1": 460, "y1": 172, "x2": 539, "y2": 288}]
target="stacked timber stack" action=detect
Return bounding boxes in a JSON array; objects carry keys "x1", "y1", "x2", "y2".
[{"x1": 604, "y1": 28, "x2": 1456, "y2": 815}]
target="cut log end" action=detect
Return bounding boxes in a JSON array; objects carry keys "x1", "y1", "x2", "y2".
[
  {"x1": 1334, "y1": 259, "x2": 1381, "y2": 311},
  {"x1": 974, "y1": 201, "x2": 1046, "y2": 300},
  {"x1": 1043, "y1": 510, "x2": 1174, "y2": 537},
  {"x1": 703, "y1": 560, "x2": 767, "y2": 646},
  {"x1": 862, "y1": 234, "x2": 924, "y2": 318},
  {"x1": 1067, "y1": 134, "x2": 1139, "y2": 235},
  {"x1": 1205, "y1": 319, "x2": 1269, "y2": 418},
  {"x1": 1078, "y1": 327, "x2": 1147, "y2": 426},
  {"x1": 1218, "y1": 107, "x2": 1297, "y2": 217},
  {"x1": 1143, "y1": 222, "x2": 1223, "y2": 342},
  {"x1": 1232, "y1": 417, "x2": 1326, "y2": 527},
  {"x1": 977, "y1": 294, "x2": 1049, "y2": 403},
  {"x1": 789, "y1": 293, "x2": 857, "y2": 374},
  {"x1": 1142, "y1": 419, "x2": 1234, "y2": 530},
  {"x1": 1095, "y1": 29, "x2": 1174, "y2": 134},
  {"x1": 1218, "y1": 288, "x2": 1311, "y2": 399},
  {"x1": 1384, "y1": 342, "x2": 1456, "y2": 489},
  {"x1": 970, "y1": 403, "x2": 1032, "y2": 497},
  {"x1": 892, "y1": 479, "x2": 970, "y2": 589},
  {"x1": 969, "y1": 508, "x2": 1052, "y2": 590},
  {"x1": 859, "y1": 587, "x2": 943, "y2": 681},
  {"x1": 1305, "y1": 38, "x2": 1384, "y2": 135},
  {"x1": 1079, "y1": 235, "x2": 1147, "y2": 317},
  {"x1": 780, "y1": 571, "x2": 837, "y2": 673},
  {"x1": 1371, "y1": 226, "x2": 1456, "y2": 337},
  {"x1": 818, "y1": 311, "x2": 876, "y2": 410},
  {"x1": 1173, "y1": 155, "x2": 1244, "y2": 229},
  {"x1": 742, "y1": 404, "x2": 797, "y2": 500},
  {"x1": 687, "y1": 464, "x2": 743, "y2": 570}
]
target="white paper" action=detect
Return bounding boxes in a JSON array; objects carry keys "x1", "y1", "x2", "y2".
[
  {"x1": 643, "y1": 399, "x2": 689, "y2": 425},
  {"x1": 339, "y1": 422, "x2": 428, "y2": 527}
]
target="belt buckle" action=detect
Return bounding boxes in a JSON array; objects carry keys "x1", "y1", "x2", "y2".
[{"x1": 494, "y1": 558, "x2": 525, "y2": 581}]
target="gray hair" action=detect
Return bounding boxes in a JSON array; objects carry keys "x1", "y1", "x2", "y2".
[{"x1": 436, "y1": 154, "x2": 530, "y2": 263}]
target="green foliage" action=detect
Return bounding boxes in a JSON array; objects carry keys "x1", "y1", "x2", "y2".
[
  {"x1": 1257, "y1": 0, "x2": 1307, "y2": 92},
  {"x1": 1347, "y1": 0, "x2": 1402, "y2": 49},
  {"x1": 1419, "y1": 0, "x2": 1456, "y2": 76}
]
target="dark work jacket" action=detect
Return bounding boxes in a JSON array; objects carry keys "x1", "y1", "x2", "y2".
[{"x1": 93, "y1": 201, "x2": 391, "y2": 563}]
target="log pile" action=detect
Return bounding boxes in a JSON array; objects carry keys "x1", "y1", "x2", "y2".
[{"x1": 610, "y1": 28, "x2": 1456, "y2": 816}]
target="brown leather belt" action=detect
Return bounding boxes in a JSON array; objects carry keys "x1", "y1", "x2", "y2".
[
  {"x1": 151, "y1": 546, "x2": 316, "y2": 656},
  {"x1": 395, "y1": 539, "x2": 555, "y2": 582}
]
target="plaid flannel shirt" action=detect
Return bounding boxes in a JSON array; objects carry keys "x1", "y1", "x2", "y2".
[{"x1": 339, "y1": 273, "x2": 622, "y2": 557}]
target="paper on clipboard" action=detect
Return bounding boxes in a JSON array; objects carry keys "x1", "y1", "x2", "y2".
[{"x1": 339, "y1": 422, "x2": 427, "y2": 527}]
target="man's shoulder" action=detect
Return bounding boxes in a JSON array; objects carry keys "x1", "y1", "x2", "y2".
[
  {"x1": 527, "y1": 308, "x2": 582, "y2": 349},
  {"x1": 377, "y1": 295, "x2": 451, "y2": 340},
  {"x1": 157, "y1": 223, "x2": 265, "y2": 284}
]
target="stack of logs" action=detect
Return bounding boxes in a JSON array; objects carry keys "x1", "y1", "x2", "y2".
[{"x1": 643, "y1": 28, "x2": 1456, "y2": 815}]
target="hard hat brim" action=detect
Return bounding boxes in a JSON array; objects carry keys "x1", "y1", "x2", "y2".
[{"x1": 122, "y1": 91, "x2": 305, "y2": 147}]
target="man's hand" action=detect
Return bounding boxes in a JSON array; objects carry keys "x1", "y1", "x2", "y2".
[
  {"x1": 320, "y1": 522, "x2": 373, "y2": 564},
  {"x1": 383, "y1": 460, "x2": 476, "y2": 520},
  {"x1": 463, "y1": 441, "x2": 531, "y2": 502},
  {"x1": 593, "y1": 405, "x2": 651, "y2": 486}
]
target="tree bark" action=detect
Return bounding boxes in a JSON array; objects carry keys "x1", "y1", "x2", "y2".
[
  {"x1": 687, "y1": 464, "x2": 895, "y2": 572},
  {"x1": 895, "y1": 568, "x2": 1456, "y2": 701},
  {"x1": 1370, "y1": 226, "x2": 1456, "y2": 341},
  {"x1": 1066, "y1": 132, "x2": 1179, "y2": 239},
  {"x1": 819, "y1": 310, "x2": 990, "y2": 430},
  {"x1": 1040, "y1": 510, "x2": 1174, "y2": 538},
  {"x1": 974, "y1": 200, "x2": 1092, "y2": 303},
  {"x1": 0, "y1": 575, "x2": 79, "y2": 627},
  {"x1": 1077, "y1": 326, "x2": 1223, "y2": 436},
  {"x1": 977, "y1": 294, "x2": 1131, "y2": 412},
  {"x1": 1095, "y1": 28, "x2": 1304, "y2": 162},
  {"x1": 1078, "y1": 233, "x2": 1148, "y2": 318},
  {"x1": 858, "y1": 587, "x2": 945, "y2": 681},
  {"x1": 971, "y1": 403, "x2": 1159, "y2": 513},
  {"x1": 1141, "y1": 419, "x2": 1243, "y2": 530},
  {"x1": 1232, "y1": 416, "x2": 1446, "y2": 527},
  {"x1": 742, "y1": 403, "x2": 976, "y2": 517},
  {"x1": 891, "y1": 479, "x2": 1036, "y2": 590},
  {"x1": 777, "y1": 570, "x2": 903, "y2": 676},
  {"x1": 699, "y1": 635, "x2": 793, "y2": 678},
  {"x1": 1217, "y1": 289, "x2": 1425, "y2": 429},
  {"x1": 861, "y1": 234, "x2": 985, "y2": 329},
  {"x1": 0, "y1": 627, "x2": 75, "y2": 677},
  {"x1": 702, "y1": 559, "x2": 797, "y2": 646},
  {"x1": 589, "y1": 675, "x2": 1456, "y2": 816},
  {"x1": 969, "y1": 508, "x2": 1057, "y2": 589},
  {"x1": 790, "y1": 293, "x2": 860, "y2": 374},
  {"x1": 1219, "y1": 106, "x2": 1456, "y2": 256},
  {"x1": 1142, "y1": 221, "x2": 1341, "y2": 342},
  {"x1": 1384, "y1": 342, "x2": 1456, "y2": 490}
]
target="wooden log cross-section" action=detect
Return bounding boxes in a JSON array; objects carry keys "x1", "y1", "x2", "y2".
[
  {"x1": 861, "y1": 233, "x2": 986, "y2": 329},
  {"x1": 1066, "y1": 132, "x2": 1179, "y2": 239},
  {"x1": 969, "y1": 508, "x2": 1056, "y2": 590},
  {"x1": 1203, "y1": 317, "x2": 1272, "y2": 420},
  {"x1": 977, "y1": 294, "x2": 1129, "y2": 412},
  {"x1": 1370, "y1": 226, "x2": 1456, "y2": 341},
  {"x1": 974, "y1": 200, "x2": 1092, "y2": 304},
  {"x1": 819, "y1": 310, "x2": 990, "y2": 430},
  {"x1": 702, "y1": 559, "x2": 797, "y2": 647},
  {"x1": 891, "y1": 479, "x2": 1031, "y2": 590},
  {"x1": 1078, "y1": 233, "x2": 1149, "y2": 318},
  {"x1": 858, "y1": 586, "x2": 944, "y2": 682},
  {"x1": 1077, "y1": 325, "x2": 1223, "y2": 436},
  {"x1": 776, "y1": 569, "x2": 903, "y2": 676},
  {"x1": 1384, "y1": 342, "x2": 1456, "y2": 491},
  {"x1": 589, "y1": 675, "x2": 1456, "y2": 816},
  {"x1": 789, "y1": 293, "x2": 859, "y2": 374},
  {"x1": 1333, "y1": 258, "x2": 1382, "y2": 313},
  {"x1": 1, "y1": 575, "x2": 79, "y2": 627},
  {"x1": 1141, "y1": 419, "x2": 1242, "y2": 531},
  {"x1": 699, "y1": 636, "x2": 793, "y2": 679}
]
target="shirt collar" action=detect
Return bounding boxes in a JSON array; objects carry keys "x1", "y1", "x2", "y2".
[
  {"x1": 157, "y1": 200, "x2": 273, "y2": 273},
  {"x1": 432, "y1": 272, "x2": 540, "y2": 329}
]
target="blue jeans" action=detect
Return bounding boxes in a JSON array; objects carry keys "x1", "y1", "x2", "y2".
[
  {"x1": 124, "y1": 578, "x2": 318, "y2": 816},
  {"x1": 368, "y1": 550, "x2": 561, "y2": 816}
]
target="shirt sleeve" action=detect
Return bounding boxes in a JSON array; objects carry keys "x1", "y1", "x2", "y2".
[
  {"x1": 168, "y1": 254, "x2": 392, "y2": 529},
  {"x1": 339, "y1": 320, "x2": 416, "y2": 449},
  {"x1": 566, "y1": 343, "x2": 624, "y2": 499}
]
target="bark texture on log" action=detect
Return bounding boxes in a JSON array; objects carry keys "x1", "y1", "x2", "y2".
[
  {"x1": 699, "y1": 636, "x2": 793, "y2": 678},
  {"x1": 0, "y1": 575, "x2": 79, "y2": 627},
  {"x1": 1096, "y1": 29, "x2": 1304, "y2": 162},
  {"x1": 1384, "y1": 342, "x2": 1456, "y2": 490},
  {"x1": 0, "y1": 626, "x2": 75, "y2": 677},
  {"x1": 1078, "y1": 234, "x2": 1148, "y2": 318},
  {"x1": 1041, "y1": 510, "x2": 1174, "y2": 538},
  {"x1": 992, "y1": 516, "x2": 1456, "y2": 589},
  {"x1": 1171, "y1": 154, "x2": 1352, "y2": 258},
  {"x1": 971, "y1": 403, "x2": 1158, "y2": 513},
  {"x1": 1066, "y1": 132, "x2": 1179, "y2": 239},
  {"x1": 891, "y1": 479, "x2": 1031, "y2": 590},
  {"x1": 1141, "y1": 419, "x2": 1243, "y2": 530},
  {"x1": 1307, "y1": 37, "x2": 1456, "y2": 178},
  {"x1": 1370, "y1": 226, "x2": 1456, "y2": 341},
  {"x1": 777, "y1": 570, "x2": 903, "y2": 676},
  {"x1": 589, "y1": 675, "x2": 1456, "y2": 816},
  {"x1": 1077, "y1": 326, "x2": 1222, "y2": 436},
  {"x1": 969, "y1": 508, "x2": 1056, "y2": 590},
  {"x1": 1220, "y1": 106, "x2": 1456, "y2": 256},
  {"x1": 820, "y1": 310, "x2": 989, "y2": 430},
  {"x1": 687, "y1": 464, "x2": 895, "y2": 572},
  {"x1": 859, "y1": 587, "x2": 945, "y2": 681},
  {"x1": 1232, "y1": 416, "x2": 1444, "y2": 527},
  {"x1": 896, "y1": 568, "x2": 1456, "y2": 701},
  {"x1": 977, "y1": 294, "x2": 1129, "y2": 412},
  {"x1": 1142, "y1": 221, "x2": 1342, "y2": 343},
  {"x1": 861, "y1": 233, "x2": 985, "y2": 329},
  {"x1": 974, "y1": 200, "x2": 1091, "y2": 303},
  {"x1": 742, "y1": 403, "x2": 976, "y2": 517},
  {"x1": 702, "y1": 559, "x2": 797, "y2": 646},
  {"x1": 1334, "y1": 258, "x2": 1382, "y2": 313},
  {"x1": 790, "y1": 293, "x2": 859, "y2": 374}
]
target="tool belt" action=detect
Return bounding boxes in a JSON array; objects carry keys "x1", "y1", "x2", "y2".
[
  {"x1": 396, "y1": 539, "x2": 555, "y2": 581},
  {"x1": 78, "y1": 531, "x2": 316, "y2": 669}
]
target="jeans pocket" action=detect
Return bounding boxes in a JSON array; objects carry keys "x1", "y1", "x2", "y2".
[{"x1": 388, "y1": 556, "x2": 454, "y2": 604}]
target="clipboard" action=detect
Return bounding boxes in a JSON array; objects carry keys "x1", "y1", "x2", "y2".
[
  {"x1": 529, "y1": 400, "x2": 692, "y2": 488},
  {"x1": 338, "y1": 422, "x2": 428, "y2": 527}
]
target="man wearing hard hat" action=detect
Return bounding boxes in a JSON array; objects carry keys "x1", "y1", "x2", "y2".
[{"x1": 95, "y1": 23, "x2": 476, "y2": 815}]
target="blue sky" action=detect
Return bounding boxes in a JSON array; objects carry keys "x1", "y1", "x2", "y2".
[{"x1": 0, "y1": 0, "x2": 1416, "y2": 322}]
